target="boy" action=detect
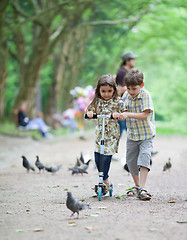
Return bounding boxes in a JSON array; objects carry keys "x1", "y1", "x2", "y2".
[{"x1": 119, "y1": 69, "x2": 155, "y2": 200}]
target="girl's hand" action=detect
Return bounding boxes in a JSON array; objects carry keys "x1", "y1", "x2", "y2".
[
  {"x1": 112, "y1": 112, "x2": 120, "y2": 119},
  {"x1": 119, "y1": 112, "x2": 128, "y2": 121},
  {"x1": 87, "y1": 111, "x2": 94, "y2": 119}
]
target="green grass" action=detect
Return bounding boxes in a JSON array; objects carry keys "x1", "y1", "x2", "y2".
[
  {"x1": 0, "y1": 121, "x2": 72, "y2": 140},
  {"x1": 0, "y1": 120, "x2": 186, "y2": 140},
  {"x1": 0, "y1": 122, "x2": 42, "y2": 140},
  {"x1": 156, "y1": 121, "x2": 187, "y2": 135}
]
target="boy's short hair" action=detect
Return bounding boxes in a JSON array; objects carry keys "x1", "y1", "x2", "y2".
[{"x1": 124, "y1": 69, "x2": 144, "y2": 86}]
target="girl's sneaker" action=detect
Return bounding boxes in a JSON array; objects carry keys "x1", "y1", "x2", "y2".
[{"x1": 105, "y1": 183, "x2": 112, "y2": 192}]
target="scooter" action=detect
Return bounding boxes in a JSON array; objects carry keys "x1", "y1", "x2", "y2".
[{"x1": 84, "y1": 113, "x2": 113, "y2": 201}]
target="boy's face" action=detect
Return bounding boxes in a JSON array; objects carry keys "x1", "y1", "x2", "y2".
[{"x1": 127, "y1": 84, "x2": 143, "y2": 98}]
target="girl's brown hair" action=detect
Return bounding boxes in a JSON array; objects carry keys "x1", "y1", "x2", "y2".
[{"x1": 88, "y1": 74, "x2": 118, "y2": 112}]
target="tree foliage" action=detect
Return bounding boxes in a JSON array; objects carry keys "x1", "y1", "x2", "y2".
[{"x1": 1, "y1": 0, "x2": 186, "y2": 131}]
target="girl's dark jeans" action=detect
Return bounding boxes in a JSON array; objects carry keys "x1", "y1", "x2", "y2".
[{"x1": 94, "y1": 152, "x2": 112, "y2": 180}]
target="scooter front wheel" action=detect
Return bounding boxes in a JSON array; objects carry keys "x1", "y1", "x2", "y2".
[
  {"x1": 109, "y1": 184, "x2": 113, "y2": 197},
  {"x1": 98, "y1": 187, "x2": 102, "y2": 201}
]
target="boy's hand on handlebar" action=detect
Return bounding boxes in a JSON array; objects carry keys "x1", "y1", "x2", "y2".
[
  {"x1": 119, "y1": 112, "x2": 128, "y2": 121},
  {"x1": 112, "y1": 112, "x2": 120, "y2": 119},
  {"x1": 86, "y1": 111, "x2": 94, "y2": 119}
]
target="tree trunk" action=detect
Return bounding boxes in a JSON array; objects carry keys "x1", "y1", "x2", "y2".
[
  {"x1": 0, "y1": 0, "x2": 9, "y2": 120},
  {"x1": 13, "y1": 27, "x2": 50, "y2": 118},
  {"x1": 44, "y1": 24, "x2": 90, "y2": 123},
  {"x1": 60, "y1": 24, "x2": 90, "y2": 111}
]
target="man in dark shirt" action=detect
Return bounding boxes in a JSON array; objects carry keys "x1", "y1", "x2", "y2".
[{"x1": 116, "y1": 51, "x2": 138, "y2": 136}]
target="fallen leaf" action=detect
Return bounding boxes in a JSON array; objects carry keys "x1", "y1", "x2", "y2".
[
  {"x1": 95, "y1": 211, "x2": 101, "y2": 214},
  {"x1": 149, "y1": 228, "x2": 157, "y2": 232},
  {"x1": 126, "y1": 187, "x2": 133, "y2": 191},
  {"x1": 67, "y1": 222, "x2": 76, "y2": 226},
  {"x1": 73, "y1": 186, "x2": 79, "y2": 188},
  {"x1": 116, "y1": 194, "x2": 126, "y2": 199},
  {"x1": 80, "y1": 199, "x2": 85, "y2": 202},
  {"x1": 90, "y1": 214, "x2": 99, "y2": 217},
  {"x1": 64, "y1": 188, "x2": 69, "y2": 191},
  {"x1": 149, "y1": 210, "x2": 155, "y2": 213},
  {"x1": 176, "y1": 220, "x2": 187, "y2": 224},
  {"x1": 34, "y1": 228, "x2": 44, "y2": 232},
  {"x1": 85, "y1": 226, "x2": 96, "y2": 230},
  {"x1": 16, "y1": 229, "x2": 24, "y2": 232},
  {"x1": 6, "y1": 211, "x2": 12, "y2": 214},
  {"x1": 168, "y1": 200, "x2": 176, "y2": 203},
  {"x1": 48, "y1": 185, "x2": 60, "y2": 188}
]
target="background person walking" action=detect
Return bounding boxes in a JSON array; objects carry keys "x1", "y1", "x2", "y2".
[{"x1": 116, "y1": 51, "x2": 138, "y2": 137}]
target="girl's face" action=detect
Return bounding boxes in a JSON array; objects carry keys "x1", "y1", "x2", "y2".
[{"x1": 99, "y1": 85, "x2": 115, "y2": 100}]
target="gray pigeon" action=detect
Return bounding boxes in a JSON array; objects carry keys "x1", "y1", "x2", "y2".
[
  {"x1": 35, "y1": 155, "x2": 45, "y2": 172},
  {"x1": 66, "y1": 191, "x2": 91, "y2": 219},
  {"x1": 45, "y1": 165, "x2": 62, "y2": 173},
  {"x1": 163, "y1": 158, "x2": 172, "y2": 171},
  {"x1": 151, "y1": 151, "x2": 158, "y2": 157},
  {"x1": 22, "y1": 156, "x2": 35, "y2": 172},
  {"x1": 80, "y1": 152, "x2": 84, "y2": 164},
  {"x1": 78, "y1": 159, "x2": 91, "y2": 171},
  {"x1": 68, "y1": 166, "x2": 88, "y2": 175},
  {"x1": 75, "y1": 152, "x2": 85, "y2": 167},
  {"x1": 75, "y1": 157, "x2": 81, "y2": 167}
]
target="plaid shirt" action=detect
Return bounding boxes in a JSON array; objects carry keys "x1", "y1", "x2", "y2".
[{"x1": 123, "y1": 88, "x2": 156, "y2": 141}]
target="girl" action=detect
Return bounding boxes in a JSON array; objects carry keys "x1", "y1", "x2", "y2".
[{"x1": 86, "y1": 74, "x2": 126, "y2": 191}]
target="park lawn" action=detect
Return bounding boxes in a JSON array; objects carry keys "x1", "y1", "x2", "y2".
[{"x1": 0, "y1": 121, "x2": 187, "y2": 139}]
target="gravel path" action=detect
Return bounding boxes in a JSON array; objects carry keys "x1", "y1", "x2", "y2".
[{"x1": 0, "y1": 132, "x2": 187, "y2": 240}]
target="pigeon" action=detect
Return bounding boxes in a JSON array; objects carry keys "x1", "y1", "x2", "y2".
[
  {"x1": 74, "y1": 152, "x2": 86, "y2": 167},
  {"x1": 68, "y1": 166, "x2": 88, "y2": 175},
  {"x1": 22, "y1": 156, "x2": 35, "y2": 172},
  {"x1": 75, "y1": 157, "x2": 81, "y2": 167},
  {"x1": 45, "y1": 165, "x2": 62, "y2": 173},
  {"x1": 78, "y1": 159, "x2": 91, "y2": 171},
  {"x1": 80, "y1": 152, "x2": 84, "y2": 164},
  {"x1": 124, "y1": 163, "x2": 130, "y2": 173},
  {"x1": 163, "y1": 158, "x2": 172, "y2": 171},
  {"x1": 35, "y1": 155, "x2": 45, "y2": 172},
  {"x1": 66, "y1": 191, "x2": 91, "y2": 219},
  {"x1": 151, "y1": 151, "x2": 158, "y2": 157}
]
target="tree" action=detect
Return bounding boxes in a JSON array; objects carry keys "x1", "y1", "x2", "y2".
[
  {"x1": 6, "y1": 0, "x2": 92, "y2": 117},
  {"x1": 0, "y1": 0, "x2": 9, "y2": 120}
]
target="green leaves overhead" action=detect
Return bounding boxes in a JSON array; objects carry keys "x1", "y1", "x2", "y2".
[{"x1": 1, "y1": 0, "x2": 186, "y2": 131}]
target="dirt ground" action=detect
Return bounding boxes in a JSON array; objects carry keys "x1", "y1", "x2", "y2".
[{"x1": 0, "y1": 131, "x2": 187, "y2": 240}]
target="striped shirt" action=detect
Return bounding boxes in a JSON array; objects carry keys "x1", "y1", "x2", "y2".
[{"x1": 123, "y1": 88, "x2": 156, "y2": 141}]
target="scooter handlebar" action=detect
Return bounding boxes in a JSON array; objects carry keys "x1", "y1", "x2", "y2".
[
  {"x1": 84, "y1": 113, "x2": 114, "y2": 119},
  {"x1": 84, "y1": 113, "x2": 97, "y2": 119}
]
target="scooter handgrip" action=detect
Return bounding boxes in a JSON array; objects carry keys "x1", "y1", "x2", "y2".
[
  {"x1": 110, "y1": 114, "x2": 114, "y2": 119},
  {"x1": 84, "y1": 113, "x2": 97, "y2": 119}
]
